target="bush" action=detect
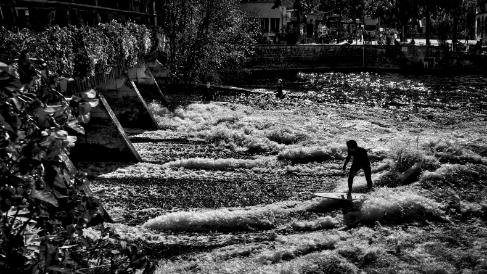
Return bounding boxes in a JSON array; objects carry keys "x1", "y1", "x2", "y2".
[
  {"x1": 392, "y1": 146, "x2": 440, "y2": 173},
  {"x1": 375, "y1": 146, "x2": 440, "y2": 188},
  {"x1": 0, "y1": 21, "x2": 155, "y2": 78},
  {"x1": 0, "y1": 45, "x2": 154, "y2": 273}
]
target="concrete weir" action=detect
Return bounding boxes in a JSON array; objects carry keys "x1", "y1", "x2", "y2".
[
  {"x1": 99, "y1": 77, "x2": 159, "y2": 130},
  {"x1": 71, "y1": 93, "x2": 142, "y2": 162},
  {"x1": 71, "y1": 62, "x2": 169, "y2": 163}
]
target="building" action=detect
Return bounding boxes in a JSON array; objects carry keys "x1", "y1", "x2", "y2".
[
  {"x1": 240, "y1": 0, "x2": 291, "y2": 42},
  {"x1": 476, "y1": 0, "x2": 487, "y2": 40},
  {"x1": 0, "y1": 0, "x2": 156, "y2": 29}
]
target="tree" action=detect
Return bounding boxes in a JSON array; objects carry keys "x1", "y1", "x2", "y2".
[
  {"x1": 156, "y1": 0, "x2": 256, "y2": 82},
  {"x1": 365, "y1": 0, "x2": 421, "y2": 42},
  {"x1": 418, "y1": 0, "x2": 441, "y2": 46},
  {"x1": 441, "y1": 0, "x2": 464, "y2": 45}
]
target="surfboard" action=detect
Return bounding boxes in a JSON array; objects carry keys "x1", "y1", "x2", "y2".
[{"x1": 314, "y1": 192, "x2": 367, "y2": 201}]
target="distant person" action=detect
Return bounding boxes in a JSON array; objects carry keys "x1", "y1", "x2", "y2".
[
  {"x1": 474, "y1": 39, "x2": 483, "y2": 54},
  {"x1": 203, "y1": 81, "x2": 214, "y2": 101},
  {"x1": 342, "y1": 140, "x2": 373, "y2": 196},
  {"x1": 410, "y1": 39, "x2": 416, "y2": 45},
  {"x1": 275, "y1": 79, "x2": 285, "y2": 99}
]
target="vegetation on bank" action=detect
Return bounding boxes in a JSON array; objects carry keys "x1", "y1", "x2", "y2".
[
  {"x1": 156, "y1": 0, "x2": 257, "y2": 82},
  {"x1": 0, "y1": 21, "x2": 160, "y2": 273},
  {"x1": 0, "y1": 21, "x2": 156, "y2": 79}
]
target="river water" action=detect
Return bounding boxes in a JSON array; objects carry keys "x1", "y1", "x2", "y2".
[{"x1": 242, "y1": 72, "x2": 487, "y2": 112}]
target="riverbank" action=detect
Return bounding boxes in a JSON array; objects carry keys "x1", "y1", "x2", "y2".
[{"x1": 241, "y1": 44, "x2": 487, "y2": 76}]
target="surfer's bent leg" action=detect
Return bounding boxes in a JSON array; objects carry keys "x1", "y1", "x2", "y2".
[
  {"x1": 363, "y1": 164, "x2": 373, "y2": 191},
  {"x1": 348, "y1": 164, "x2": 359, "y2": 194}
]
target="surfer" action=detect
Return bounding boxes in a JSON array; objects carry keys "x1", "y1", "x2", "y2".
[{"x1": 342, "y1": 140, "x2": 373, "y2": 196}]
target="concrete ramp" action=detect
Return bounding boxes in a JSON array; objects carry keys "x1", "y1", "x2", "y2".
[
  {"x1": 100, "y1": 77, "x2": 159, "y2": 130},
  {"x1": 71, "y1": 94, "x2": 141, "y2": 162}
]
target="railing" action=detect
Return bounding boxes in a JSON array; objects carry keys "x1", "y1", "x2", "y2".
[{"x1": 15, "y1": 0, "x2": 153, "y2": 16}]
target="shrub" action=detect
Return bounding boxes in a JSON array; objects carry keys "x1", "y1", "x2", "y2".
[
  {"x1": 0, "y1": 47, "x2": 153, "y2": 273},
  {"x1": 392, "y1": 146, "x2": 440, "y2": 173},
  {"x1": 375, "y1": 146, "x2": 440, "y2": 187},
  {"x1": 0, "y1": 21, "x2": 155, "y2": 78}
]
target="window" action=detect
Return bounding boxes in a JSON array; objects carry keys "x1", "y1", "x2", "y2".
[
  {"x1": 260, "y1": 18, "x2": 269, "y2": 33},
  {"x1": 270, "y1": 18, "x2": 280, "y2": 33}
]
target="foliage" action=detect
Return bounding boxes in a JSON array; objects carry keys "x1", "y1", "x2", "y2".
[
  {"x1": 0, "y1": 52, "x2": 155, "y2": 272},
  {"x1": 364, "y1": 0, "x2": 478, "y2": 41},
  {"x1": 0, "y1": 21, "x2": 155, "y2": 78},
  {"x1": 156, "y1": 0, "x2": 256, "y2": 82}
]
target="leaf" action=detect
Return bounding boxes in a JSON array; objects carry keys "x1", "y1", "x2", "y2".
[
  {"x1": 86, "y1": 98, "x2": 99, "y2": 108},
  {"x1": 54, "y1": 130, "x2": 69, "y2": 139},
  {"x1": 66, "y1": 120, "x2": 85, "y2": 135},
  {"x1": 7, "y1": 207, "x2": 31, "y2": 216},
  {"x1": 46, "y1": 266, "x2": 72, "y2": 273},
  {"x1": 78, "y1": 102, "x2": 91, "y2": 115},
  {"x1": 31, "y1": 189, "x2": 58, "y2": 207},
  {"x1": 9, "y1": 97, "x2": 22, "y2": 111},
  {"x1": 79, "y1": 112, "x2": 91, "y2": 124},
  {"x1": 80, "y1": 89, "x2": 97, "y2": 99},
  {"x1": 44, "y1": 105, "x2": 63, "y2": 114}
]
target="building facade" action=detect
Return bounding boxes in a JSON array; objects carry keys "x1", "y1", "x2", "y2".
[
  {"x1": 240, "y1": 0, "x2": 290, "y2": 42},
  {"x1": 0, "y1": 0, "x2": 156, "y2": 29},
  {"x1": 476, "y1": 0, "x2": 487, "y2": 40}
]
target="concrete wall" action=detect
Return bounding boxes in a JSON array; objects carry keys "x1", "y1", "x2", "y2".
[{"x1": 247, "y1": 45, "x2": 486, "y2": 72}]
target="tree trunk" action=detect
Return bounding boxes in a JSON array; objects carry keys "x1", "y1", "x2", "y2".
[
  {"x1": 425, "y1": 8, "x2": 431, "y2": 46},
  {"x1": 401, "y1": 24, "x2": 407, "y2": 42},
  {"x1": 452, "y1": 13, "x2": 459, "y2": 47}
]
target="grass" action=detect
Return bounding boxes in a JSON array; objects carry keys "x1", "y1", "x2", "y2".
[{"x1": 373, "y1": 145, "x2": 441, "y2": 188}]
